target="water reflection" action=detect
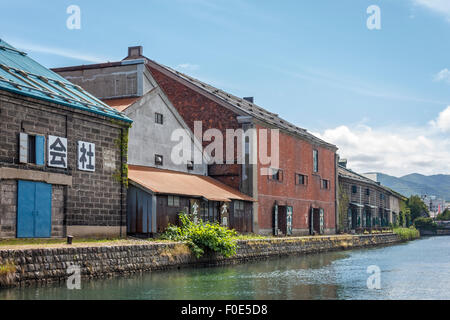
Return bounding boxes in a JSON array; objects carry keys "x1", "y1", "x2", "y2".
[{"x1": 1, "y1": 236, "x2": 449, "y2": 300}]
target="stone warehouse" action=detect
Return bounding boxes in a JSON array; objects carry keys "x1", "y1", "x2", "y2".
[
  {"x1": 54, "y1": 46, "x2": 339, "y2": 236},
  {"x1": 53, "y1": 47, "x2": 255, "y2": 235},
  {"x1": 145, "y1": 48, "x2": 338, "y2": 236},
  {"x1": 0, "y1": 39, "x2": 132, "y2": 239},
  {"x1": 338, "y1": 160, "x2": 407, "y2": 231}
]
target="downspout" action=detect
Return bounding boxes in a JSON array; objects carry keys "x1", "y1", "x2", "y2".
[{"x1": 335, "y1": 153, "x2": 339, "y2": 234}]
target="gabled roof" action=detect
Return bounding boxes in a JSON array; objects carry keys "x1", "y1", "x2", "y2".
[
  {"x1": 339, "y1": 165, "x2": 407, "y2": 199},
  {"x1": 0, "y1": 39, "x2": 132, "y2": 123},
  {"x1": 128, "y1": 165, "x2": 255, "y2": 202},
  {"x1": 144, "y1": 58, "x2": 337, "y2": 150}
]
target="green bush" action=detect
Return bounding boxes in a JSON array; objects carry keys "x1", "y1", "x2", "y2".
[
  {"x1": 161, "y1": 213, "x2": 238, "y2": 258},
  {"x1": 436, "y1": 209, "x2": 450, "y2": 221},
  {"x1": 414, "y1": 217, "x2": 437, "y2": 231},
  {"x1": 393, "y1": 227, "x2": 420, "y2": 241}
]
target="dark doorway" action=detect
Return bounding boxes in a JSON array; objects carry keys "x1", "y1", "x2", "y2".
[
  {"x1": 278, "y1": 206, "x2": 287, "y2": 236},
  {"x1": 311, "y1": 208, "x2": 320, "y2": 235}
]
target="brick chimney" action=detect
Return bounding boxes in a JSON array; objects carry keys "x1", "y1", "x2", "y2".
[{"x1": 126, "y1": 46, "x2": 144, "y2": 59}]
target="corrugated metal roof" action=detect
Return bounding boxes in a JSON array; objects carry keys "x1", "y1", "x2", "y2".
[
  {"x1": 0, "y1": 39, "x2": 132, "y2": 123},
  {"x1": 128, "y1": 165, "x2": 255, "y2": 202}
]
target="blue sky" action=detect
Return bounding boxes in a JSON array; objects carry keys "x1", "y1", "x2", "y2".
[{"x1": 1, "y1": 0, "x2": 450, "y2": 176}]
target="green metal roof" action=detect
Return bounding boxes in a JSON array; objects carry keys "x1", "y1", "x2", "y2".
[{"x1": 0, "y1": 39, "x2": 132, "y2": 123}]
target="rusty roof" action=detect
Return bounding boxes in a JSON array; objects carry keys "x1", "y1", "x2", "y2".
[
  {"x1": 102, "y1": 97, "x2": 142, "y2": 112},
  {"x1": 128, "y1": 165, "x2": 255, "y2": 202}
]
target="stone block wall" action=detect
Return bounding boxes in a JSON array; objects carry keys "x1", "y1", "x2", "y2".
[
  {"x1": 0, "y1": 90, "x2": 128, "y2": 238},
  {"x1": 0, "y1": 233, "x2": 401, "y2": 287}
]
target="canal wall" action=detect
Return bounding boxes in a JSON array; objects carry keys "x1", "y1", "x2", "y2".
[{"x1": 0, "y1": 233, "x2": 401, "y2": 288}]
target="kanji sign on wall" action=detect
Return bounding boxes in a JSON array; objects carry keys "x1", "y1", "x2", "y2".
[
  {"x1": 77, "y1": 141, "x2": 95, "y2": 172},
  {"x1": 48, "y1": 135, "x2": 68, "y2": 168}
]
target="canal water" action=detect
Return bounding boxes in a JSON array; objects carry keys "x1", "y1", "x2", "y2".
[{"x1": 1, "y1": 236, "x2": 449, "y2": 300}]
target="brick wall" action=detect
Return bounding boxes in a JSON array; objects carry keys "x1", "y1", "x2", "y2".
[
  {"x1": 149, "y1": 67, "x2": 337, "y2": 235},
  {"x1": 0, "y1": 90, "x2": 128, "y2": 238}
]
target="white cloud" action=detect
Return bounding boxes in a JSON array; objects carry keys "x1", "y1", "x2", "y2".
[
  {"x1": 434, "y1": 68, "x2": 450, "y2": 83},
  {"x1": 414, "y1": 0, "x2": 450, "y2": 20},
  {"x1": 430, "y1": 106, "x2": 450, "y2": 132},
  {"x1": 177, "y1": 63, "x2": 200, "y2": 71},
  {"x1": 315, "y1": 107, "x2": 450, "y2": 176}
]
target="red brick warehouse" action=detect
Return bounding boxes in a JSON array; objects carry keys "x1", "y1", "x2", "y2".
[{"x1": 122, "y1": 46, "x2": 340, "y2": 236}]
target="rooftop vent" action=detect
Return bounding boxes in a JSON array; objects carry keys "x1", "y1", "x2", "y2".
[
  {"x1": 127, "y1": 46, "x2": 143, "y2": 58},
  {"x1": 339, "y1": 159, "x2": 348, "y2": 168},
  {"x1": 243, "y1": 97, "x2": 254, "y2": 103}
]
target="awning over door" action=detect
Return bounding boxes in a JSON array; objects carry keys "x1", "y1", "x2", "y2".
[{"x1": 128, "y1": 165, "x2": 255, "y2": 203}]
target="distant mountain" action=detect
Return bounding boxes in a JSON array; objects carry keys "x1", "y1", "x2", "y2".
[{"x1": 363, "y1": 172, "x2": 450, "y2": 200}]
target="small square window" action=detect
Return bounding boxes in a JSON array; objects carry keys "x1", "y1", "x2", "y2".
[
  {"x1": 322, "y1": 179, "x2": 330, "y2": 189},
  {"x1": 155, "y1": 154, "x2": 163, "y2": 166},
  {"x1": 296, "y1": 174, "x2": 307, "y2": 185},
  {"x1": 155, "y1": 113, "x2": 163, "y2": 124},
  {"x1": 168, "y1": 195, "x2": 180, "y2": 207},
  {"x1": 271, "y1": 168, "x2": 283, "y2": 182}
]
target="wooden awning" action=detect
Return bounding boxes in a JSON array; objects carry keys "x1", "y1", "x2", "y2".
[{"x1": 128, "y1": 165, "x2": 255, "y2": 203}]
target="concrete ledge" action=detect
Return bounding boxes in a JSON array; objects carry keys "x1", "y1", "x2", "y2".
[
  {"x1": 66, "y1": 226, "x2": 127, "y2": 238},
  {"x1": 0, "y1": 233, "x2": 403, "y2": 288},
  {"x1": 0, "y1": 167, "x2": 72, "y2": 186}
]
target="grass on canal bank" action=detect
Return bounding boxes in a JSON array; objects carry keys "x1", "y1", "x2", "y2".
[{"x1": 393, "y1": 227, "x2": 420, "y2": 241}]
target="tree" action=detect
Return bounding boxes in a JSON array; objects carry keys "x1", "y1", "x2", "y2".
[
  {"x1": 407, "y1": 195, "x2": 429, "y2": 222},
  {"x1": 436, "y1": 209, "x2": 450, "y2": 221}
]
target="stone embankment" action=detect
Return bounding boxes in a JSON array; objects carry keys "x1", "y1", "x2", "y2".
[{"x1": 0, "y1": 233, "x2": 401, "y2": 288}]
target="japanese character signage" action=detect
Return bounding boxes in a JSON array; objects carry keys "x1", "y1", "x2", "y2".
[
  {"x1": 220, "y1": 203, "x2": 229, "y2": 228},
  {"x1": 190, "y1": 199, "x2": 200, "y2": 224},
  {"x1": 77, "y1": 141, "x2": 95, "y2": 172},
  {"x1": 48, "y1": 135, "x2": 68, "y2": 168}
]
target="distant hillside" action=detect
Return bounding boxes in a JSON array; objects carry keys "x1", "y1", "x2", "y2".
[{"x1": 364, "y1": 172, "x2": 450, "y2": 200}]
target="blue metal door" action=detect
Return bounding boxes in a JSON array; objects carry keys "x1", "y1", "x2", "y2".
[{"x1": 17, "y1": 180, "x2": 52, "y2": 238}]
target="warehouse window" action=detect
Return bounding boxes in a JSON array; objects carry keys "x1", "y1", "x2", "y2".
[
  {"x1": 155, "y1": 154, "x2": 163, "y2": 166},
  {"x1": 295, "y1": 173, "x2": 308, "y2": 186},
  {"x1": 366, "y1": 188, "x2": 370, "y2": 196},
  {"x1": 270, "y1": 168, "x2": 283, "y2": 182},
  {"x1": 352, "y1": 185, "x2": 357, "y2": 194},
  {"x1": 168, "y1": 195, "x2": 180, "y2": 207},
  {"x1": 155, "y1": 113, "x2": 164, "y2": 124},
  {"x1": 19, "y1": 132, "x2": 44, "y2": 166},
  {"x1": 313, "y1": 149, "x2": 319, "y2": 173},
  {"x1": 322, "y1": 179, "x2": 330, "y2": 190}
]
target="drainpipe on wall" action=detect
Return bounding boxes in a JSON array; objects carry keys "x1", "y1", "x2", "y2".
[{"x1": 335, "y1": 153, "x2": 339, "y2": 234}]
